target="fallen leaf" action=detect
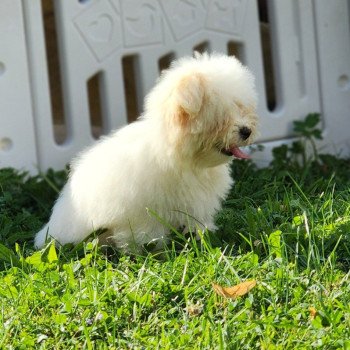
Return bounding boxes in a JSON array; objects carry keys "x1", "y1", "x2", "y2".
[
  {"x1": 212, "y1": 280, "x2": 257, "y2": 299},
  {"x1": 309, "y1": 307, "x2": 317, "y2": 319}
]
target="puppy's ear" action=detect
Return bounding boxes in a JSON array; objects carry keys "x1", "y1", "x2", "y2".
[{"x1": 176, "y1": 73, "x2": 205, "y2": 117}]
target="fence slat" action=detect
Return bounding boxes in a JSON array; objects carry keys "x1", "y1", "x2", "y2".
[{"x1": 0, "y1": 0, "x2": 38, "y2": 172}]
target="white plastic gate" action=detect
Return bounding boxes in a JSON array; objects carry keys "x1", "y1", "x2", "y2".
[{"x1": 0, "y1": 0, "x2": 349, "y2": 172}]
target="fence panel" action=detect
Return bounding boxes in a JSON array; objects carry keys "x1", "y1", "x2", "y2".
[{"x1": 0, "y1": 0, "x2": 349, "y2": 171}]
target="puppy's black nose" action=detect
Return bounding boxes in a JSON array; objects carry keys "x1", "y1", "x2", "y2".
[{"x1": 239, "y1": 126, "x2": 252, "y2": 140}]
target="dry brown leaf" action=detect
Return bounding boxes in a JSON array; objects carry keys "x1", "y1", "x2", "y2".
[
  {"x1": 212, "y1": 280, "x2": 257, "y2": 299},
  {"x1": 309, "y1": 307, "x2": 317, "y2": 319}
]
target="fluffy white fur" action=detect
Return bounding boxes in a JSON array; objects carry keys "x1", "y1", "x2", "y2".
[{"x1": 35, "y1": 53, "x2": 258, "y2": 252}]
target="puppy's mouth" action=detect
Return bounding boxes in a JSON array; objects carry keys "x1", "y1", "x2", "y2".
[{"x1": 220, "y1": 146, "x2": 250, "y2": 159}]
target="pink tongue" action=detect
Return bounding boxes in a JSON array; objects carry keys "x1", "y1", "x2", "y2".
[{"x1": 230, "y1": 147, "x2": 250, "y2": 159}]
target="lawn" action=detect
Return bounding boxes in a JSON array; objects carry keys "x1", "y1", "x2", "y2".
[{"x1": 0, "y1": 116, "x2": 350, "y2": 349}]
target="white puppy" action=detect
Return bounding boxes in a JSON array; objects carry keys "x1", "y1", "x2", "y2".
[{"x1": 35, "y1": 53, "x2": 258, "y2": 252}]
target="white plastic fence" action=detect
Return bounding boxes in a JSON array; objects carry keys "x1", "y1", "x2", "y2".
[{"x1": 0, "y1": 0, "x2": 349, "y2": 172}]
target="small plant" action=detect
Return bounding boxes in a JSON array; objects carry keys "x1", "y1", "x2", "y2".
[{"x1": 271, "y1": 113, "x2": 322, "y2": 169}]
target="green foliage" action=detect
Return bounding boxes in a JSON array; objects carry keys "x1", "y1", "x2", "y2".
[
  {"x1": 271, "y1": 113, "x2": 323, "y2": 169},
  {"x1": 0, "y1": 114, "x2": 350, "y2": 348}
]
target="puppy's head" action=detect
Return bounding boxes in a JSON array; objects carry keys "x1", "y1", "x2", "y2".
[{"x1": 145, "y1": 53, "x2": 259, "y2": 167}]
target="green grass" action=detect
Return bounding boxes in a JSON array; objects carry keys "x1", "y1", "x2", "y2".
[{"x1": 1, "y1": 134, "x2": 350, "y2": 348}]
